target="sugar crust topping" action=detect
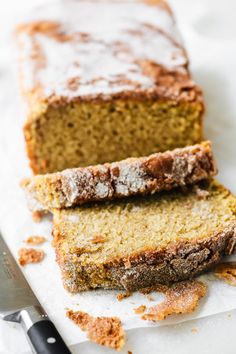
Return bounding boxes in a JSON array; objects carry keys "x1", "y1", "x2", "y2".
[{"x1": 17, "y1": 0, "x2": 195, "y2": 103}]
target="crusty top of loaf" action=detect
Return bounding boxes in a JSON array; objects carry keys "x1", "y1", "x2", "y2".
[{"x1": 16, "y1": 0, "x2": 202, "y2": 105}]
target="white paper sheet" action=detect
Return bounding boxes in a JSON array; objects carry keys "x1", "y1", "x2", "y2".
[{"x1": 0, "y1": 0, "x2": 236, "y2": 353}]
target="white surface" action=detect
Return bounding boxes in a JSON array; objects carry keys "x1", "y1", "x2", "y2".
[{"x1": 0, "y1": 0, "x2": 236, "y2": 353}]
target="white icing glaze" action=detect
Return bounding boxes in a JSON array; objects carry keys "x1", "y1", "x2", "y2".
[{"x1": 18, "y1": 0, "x2": 188, "y2": 100}]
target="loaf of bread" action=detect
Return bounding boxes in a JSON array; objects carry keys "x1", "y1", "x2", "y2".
[
  {"x1": 21, "y1": 141, "x2": 217, "y2": 212},
  {"x1": 16, "y1": 0, "x2": 204, "y2": 174},
  {"x1": 52, "y1": 181, "x2": 236, "y2": 292}
]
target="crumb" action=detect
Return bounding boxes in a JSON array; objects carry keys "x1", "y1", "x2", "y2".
[
  {"x1": 90, "y1": 235, "x2": 106, "y2": 244},
  {"x1": 18, "y1": 248, "x2": 45, "y2": 266},
  {"x1": 67, "y1": 310, "x2": 125, "y2": 350},
  {"x1": 128, "y1": 351, "x2": 133, "y2": 354},
  {"x1": 228, "y1": 314, "x2": 232, "y2": 318},
  {"x1": 142, "y1": 280, "x2": 207, "y2": 321},
  {"x1": 146, "y1": 295, "x2": 155, "y2": 301},
  {"x1": 194, "y1": 186, "x2": 209, "y2": 200},
  {"x1": 32, "y1": 211, "x2": 44, "y2": 222},
  {"x1": 25, "y1": 236, "x2": 47, "y2": 245},
  {"x1": 191, "y1": 328, "x2": 198, "y2": 333},
  {"x1": 214, "y1": 262, "x2": 236, "y2": 286},
  {"x1": 134, "y1": 305, "x2": 146, "y2": 314},
  {"x1": 117, "y1": 291, "x2": 132, "y2": 301}
]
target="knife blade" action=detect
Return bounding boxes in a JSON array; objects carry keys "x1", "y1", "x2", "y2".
[{"x1": 0, "y1": 231, "x2": 71, "y2": 354}]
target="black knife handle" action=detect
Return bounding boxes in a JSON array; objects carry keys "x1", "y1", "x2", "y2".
[{"x1": 27, "y1": 320, "x2": 72, "y2": 354}]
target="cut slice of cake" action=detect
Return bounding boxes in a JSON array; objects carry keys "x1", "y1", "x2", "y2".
[
  {"x1": 52, "y1": 181, "x2": 236, "y2": 293},
  {"x1": 16, "y1": 0, "x2": 204, "y2": 174},
  {"x1": 21, "y1": 141, "x2": 216, "y2": 212}
]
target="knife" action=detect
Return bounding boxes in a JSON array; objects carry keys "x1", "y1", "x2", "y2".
[{"x1": 0, "y1": 232, "x2": 72, "y2": 354}]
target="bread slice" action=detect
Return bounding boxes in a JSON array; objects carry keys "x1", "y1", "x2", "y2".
[
  {"x1": 52, "y1": 181, "x2": 236, "y2": 293},
  {"x1": 21, "y1": 141, "x2": 216, "y2": 213}
]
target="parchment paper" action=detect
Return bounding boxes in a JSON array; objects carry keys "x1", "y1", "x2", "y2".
[{"x1": 0, "y1": 0, "x2": 236, "y2": 352}]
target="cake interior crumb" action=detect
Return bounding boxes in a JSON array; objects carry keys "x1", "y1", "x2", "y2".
[{"x1": 24, "y1": 99, "x2": 203, "y2": 174}]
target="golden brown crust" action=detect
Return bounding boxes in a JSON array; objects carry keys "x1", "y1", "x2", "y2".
[
  {"x1": 214, "y1": 262, "x2": 236, "y2": 286},
  {"x1": 18, "y1": 248, "x2": 45, "y2": 266},
  {"x1": 22, "y1": 141, "x2": 216, "y2": 212},
  {"x1": 67, "y1": 310, "x2": 125, "y2": 350},
  {"x1": 142, "y1": 280, "x2": 207, "y2": 321}
]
